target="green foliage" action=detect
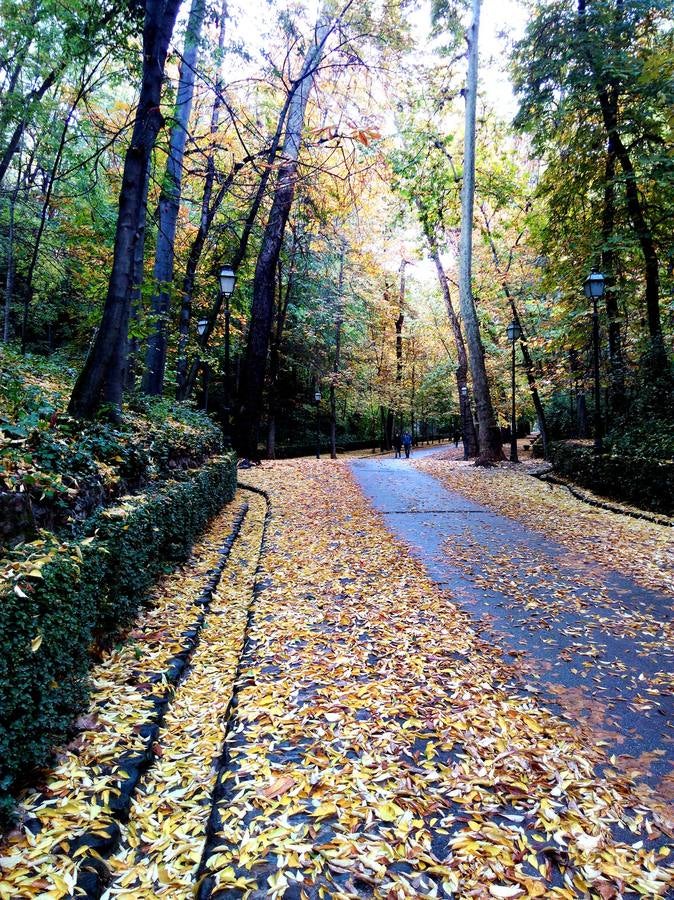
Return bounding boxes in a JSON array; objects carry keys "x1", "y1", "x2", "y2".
[
  {"x1": 0, "y1": 454, "x2": 236, "y2": 826},
  {"x1": 550, "y1": 441, "x2": 674, "y2": 514},
  {"x1": 0, "y1": 349, "x2": 224, "y2": 545}
]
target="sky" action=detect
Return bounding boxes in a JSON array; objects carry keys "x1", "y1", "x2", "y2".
[{"x1": 224, "y1": 0, "x2": 530, "y2": 118}]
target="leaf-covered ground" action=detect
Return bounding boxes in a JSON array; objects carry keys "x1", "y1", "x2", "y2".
[
  {"x1": 414, "y1": 457, "x2": 672, "y2": 598},
  {"x1": 199, "y1": 461, "x2": 672, "y2": 898},
  {"x1": 0, "y1": 491, "x2": 265, "y2": 898},
  {"x1": 1, "y1": 460, "x2": 673, "y2": 898}
]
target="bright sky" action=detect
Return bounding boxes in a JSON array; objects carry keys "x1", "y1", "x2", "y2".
[{"x1": 223, "y1": 0, "x2": 530, "y2": 118}]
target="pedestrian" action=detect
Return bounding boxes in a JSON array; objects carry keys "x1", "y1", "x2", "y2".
[
  {"x1": 393, "y1": 432, "x2": 402, "y2": 458},
  {"x1": 402, "y1": 431, "x2": 412, "y2": 459},
  {"x1": 453, "y1": 430, "x2": 460, "y2": 448}
]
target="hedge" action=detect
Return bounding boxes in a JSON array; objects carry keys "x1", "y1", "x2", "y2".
[
  {"x1": 549, "y1": 441, "x2": 674, "y2": 515},
  {"x1": 0, "y1": 453, "x2": 236, "y2": 825}
]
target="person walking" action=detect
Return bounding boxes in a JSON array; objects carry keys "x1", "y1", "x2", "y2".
[
  {"x1": 402, "y1": 431, "x2": 412, "y2": 459},
  {"x1": 393, "y1": 432, "x2": 402, "y2": 458}
]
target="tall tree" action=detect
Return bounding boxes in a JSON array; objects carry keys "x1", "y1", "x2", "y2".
[
  {"x1": 69, "y1": 0, "x2": 183, "y2": 418},
  {"x1": 142, "y1": 0, "x2": 207, "y2": 395},
  {"x1": 238, "y1": 13, "x2": 337, "y2": 459},
  {"x1": 457, "y1": 0, "x2": 503, "y2": 462}
]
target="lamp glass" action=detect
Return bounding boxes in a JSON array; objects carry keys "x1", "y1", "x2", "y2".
[
  {"x1": 583, "y1": 271, "x2": 605, "y2": 299},
  {"x1": 506, "y1": 321, "x2": 522, "y2": 342},
  {"x1": 197, "y1": 318, "x2": 208, "y2": 336},
  {"x1": 219, "y1": 265, "x2": 237, "y2": 297}
]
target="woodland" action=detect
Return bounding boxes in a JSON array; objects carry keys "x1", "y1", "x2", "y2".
[
  {"x1": 1, "y1": 0, "x2": 674, "y2": 893},
  {"x1": 0, "y1": 0, "x2": 671, "y2": 479}
]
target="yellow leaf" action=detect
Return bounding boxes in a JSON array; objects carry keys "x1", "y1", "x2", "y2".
[
  {"x1": 375, "y1": 800, "x2": 403, "y2": 822},
  {"x1": 311, "y1": 801, "x2": 338, "y2": 818},
  {"x1": 31, "y1": 634, "x2": 43, "y2": 653}
]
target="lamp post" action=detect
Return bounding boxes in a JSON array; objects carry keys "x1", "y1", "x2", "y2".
[
  {"x1": 506, "y1": 320, "x2": 522, "y2": 462},
  {"x1": 314, "y1": 390, "x2": 322, "y2": 459},
  {"x1": 197, "y1": 318, "x2": 209, "y2": 411},
  {"x1": 583, "y1": 271, "x2": 605, "y2": 453},
  {"x1": 218, "y1": 265, "x2": 237, "y2": 448}
]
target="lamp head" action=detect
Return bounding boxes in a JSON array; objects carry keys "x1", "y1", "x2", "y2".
[
  {"x1": 506, "y1": 321, "x2": 522, "y2": 342},
  {"x1": 583, "y1": 271, "x2": 605, "y2": 299},
  {"x1": 219, "y1": 265, "x2": 237, "y2": 298}
]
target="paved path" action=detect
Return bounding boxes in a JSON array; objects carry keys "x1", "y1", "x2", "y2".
[{"x1": 351, "y1": 450, "x2": 674, "y2": 809}]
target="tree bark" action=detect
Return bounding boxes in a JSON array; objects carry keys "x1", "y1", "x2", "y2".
[
  {"x1": 477, "y1": 206, "x2": 550, "y2": 457},
  {"x1": 458, "y1": 0, "x2": 503, "y2": 463},
  {"x1": 21, "y1": 70, "x2": 92, "y2": 352},
  {"x1": 395, "y1": 260, "x2": 406, "y2": 432},
  {"x1": 2, "y1": 163, "x2": 21, "y2": 343},
  {"x1": 578, "y1": 0, "x2": 663, "y2": 365},
  {"x1": 69, "y1": 0, "x2": 183, "y2": 419},
  {"x1": 143, "y1": 0, "x2": 206, "y2": 395},
  {"x1": 330, "y1": 242, "x2": 346, "y2": 459},
  {"x1": 266, "y1": 243, "x2": 297, "y2": 458},
  {"x1": 426, "y1": 231, "x2": 478, "y2": 458},
  {"x1": 601, "y1": 141, "x2": 626, "y2": 413},
  {"x1": 126, "y1": 156, "x2": 152, "y2": 390},
  {"x1": 175, "y1": 0, "x2": 228, "y2": 399},
  {"x1": 239, "y1": 20, "x2": 332, "y2": 459}
]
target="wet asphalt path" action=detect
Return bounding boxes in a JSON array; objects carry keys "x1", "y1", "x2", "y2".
[{"x1": 350, "y1": 449, "x2": 674, "y2": 807}]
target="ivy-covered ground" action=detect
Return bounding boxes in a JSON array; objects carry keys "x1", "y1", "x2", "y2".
[
  {"x1": 0, "y1": 348, "x2": 223, "y2": 548},
  {"x1": 1, "y1": 459, "x2": 673, "y2": 898}
]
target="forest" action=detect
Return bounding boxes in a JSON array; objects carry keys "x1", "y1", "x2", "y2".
[
  {"x1": 0, "y1": 0, "x2": 672, "y2": 485},
  {"x1": 1, "y1": 1, "x2": 674, "y2": 894}
]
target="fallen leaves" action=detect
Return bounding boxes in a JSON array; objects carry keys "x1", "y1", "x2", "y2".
[
  {"x1": 198, "y1": 460, "x2": 674, "y2": 897},
  {"x1": 0, "y1": 496, "x2": 250, "y2": 898}
]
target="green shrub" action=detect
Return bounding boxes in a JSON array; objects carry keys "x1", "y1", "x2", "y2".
[
  {"x1": 0, "y1": 454, "x2": 236, "y2": 825},
  {"x1": 549, "y1": 441, "x2": 674, "y2": 515}
]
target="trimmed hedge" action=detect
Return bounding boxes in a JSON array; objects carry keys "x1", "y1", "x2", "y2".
[
  {"x1": 549, "y1": 441, "x2": 674, "y2": 515},
  {"x1": 0, "y1": 454, "x2": 236, "y2": 825}
]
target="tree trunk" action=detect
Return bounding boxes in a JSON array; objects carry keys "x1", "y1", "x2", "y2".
[
  {"x1": 394, "y1": 260, "x2": 406, "y2": 432},
  {"x1": 126, "y1": 156, "x2": 152, "y2": 390},
  {"x1": 175, "y1": 0, "x2": 228, "y2": 399},
  {"x1": 143, "y1": 0, "x2": 206, "y2": 395},
  {"x1": 476, "y1": 205, "x2": 549, "y2": 457},
  {"x1": 239, "y1": 20, "x2": 331, "y2": 459},
  {"x1": 69, "y1": 0, "x2": 182, "y2": 419},
  {"x1": 0, "y1": 69, "x2": 60, "y2": 188},
  {"x1": 21, "y1": 74, "x2": 90, "y2": 352},
  {"x1": 601, "y1": 142, "x2": 626, "y2": 414},
  {"x1": 426, "y1": 231, "x2": 478, "y2": 457},
  {"x1": 2, "y1": 165, "x2": 21, "y2": 343},
  {"x1": 578, "y1": 0, "x2": 663, "y2": 366},
  {"x1": 266, "y1": 245, "x2": 296, "y2": 458},
  {"x1": 330, "y1": 242, "x2": 346, "y2": 459},
  {"x1": 458, "y1": 0, "x2": 503, "y2": 463},
  {"x1": 177, "y1": 101, "x2": 293, "y2": 401}
]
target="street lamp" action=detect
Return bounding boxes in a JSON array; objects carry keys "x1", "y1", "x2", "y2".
[
  {"x1": 314, "y1": 390, "x2": 322, "y2": 459},
  {"x1": 583, "y1": 271, "x2": 605, "y2": 453},
  {"x1": 506, "y1": 320, "x2": 522, "y2": 462},
  {"x1": 218, "y1": 265, "x2": 237, "y2": 448},
  {"x1": 196, "y1": 318, "x2": 209, "y2": 409}
]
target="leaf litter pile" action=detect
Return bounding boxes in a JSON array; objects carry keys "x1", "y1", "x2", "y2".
[
  {"x1": 1, "y1": 461, "x2": 672, "y2": 898},
  {"x1": 0, "y1": 490, "x2": 266, "y2": 898},
  {"x1": 197, "y1": 461, "x2": 672, "y2": 898}
]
